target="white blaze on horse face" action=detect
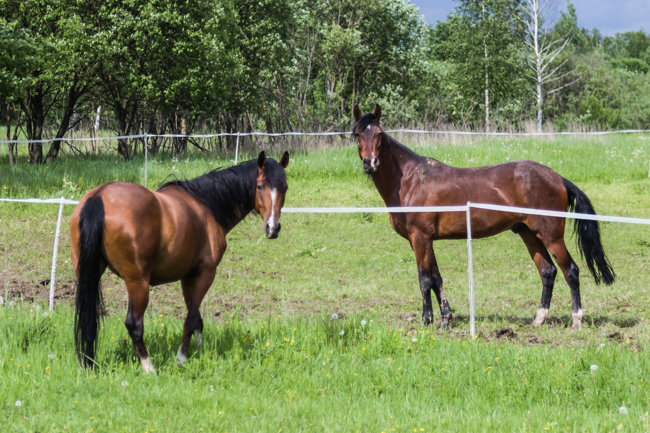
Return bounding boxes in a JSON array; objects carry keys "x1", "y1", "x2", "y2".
[{"x1": 267, "y1": 189, "x2": 278, "y2": 228}]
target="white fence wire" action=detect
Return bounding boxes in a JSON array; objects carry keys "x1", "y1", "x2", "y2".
[
  {"x1": 5, "y1": 129, "x2": 649, "y2": 186},
  {"x1": 2, "y1": 196, "x2": 649, "y2": 338},
  {"x1": 3, "y1": 129, "x2": 649, "y2": 333}
]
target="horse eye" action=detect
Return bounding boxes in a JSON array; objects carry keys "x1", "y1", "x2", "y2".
[{"x1": 256, "y1": 185, "x2": 262, "y2": 191}]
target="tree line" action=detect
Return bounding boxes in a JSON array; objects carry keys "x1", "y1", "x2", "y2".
[{"x1": 2, "y1": 0, "x2": 649, "y2": 163}]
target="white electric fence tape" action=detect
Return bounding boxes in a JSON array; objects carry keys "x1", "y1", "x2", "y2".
[{"x1": 3, "y1": 196, "x2": 649, "y2": 340}]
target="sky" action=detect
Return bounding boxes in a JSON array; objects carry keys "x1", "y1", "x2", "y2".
[{"x1": 410, "y1": 0, "x2": 649, "y2": 36}]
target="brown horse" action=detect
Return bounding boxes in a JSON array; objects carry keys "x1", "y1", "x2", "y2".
[
  {"x1": 70, "y1": 151, "x2": 290, "y2": 373},
  {"x1": 353, "y1": 104, "x2": 615, "y2": 330}
]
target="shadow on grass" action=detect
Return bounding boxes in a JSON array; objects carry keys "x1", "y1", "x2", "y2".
[{"x1": 445, "y1": 312, "x2": 640, "y2": 329}]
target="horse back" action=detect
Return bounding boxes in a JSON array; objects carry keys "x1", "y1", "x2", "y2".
[{"x1": 398, "y1": 159, "x2": 568, "y2": 239}]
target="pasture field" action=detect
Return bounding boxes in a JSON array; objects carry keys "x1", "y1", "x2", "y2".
[{"x1": 1, "y1": 134, "x2": 649, "y2": 431}]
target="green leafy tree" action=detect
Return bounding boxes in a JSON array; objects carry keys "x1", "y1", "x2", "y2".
[
  {"x1": 0, "y1": 20, "x2": 39, "y2": 164},
  {"x1": 435, "y1": 0, "x2": 526, "y2": 130}
]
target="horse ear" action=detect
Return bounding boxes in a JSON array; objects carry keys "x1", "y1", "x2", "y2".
[
  {"x1": 353, "y1": 105, "x2": 361, "y2": 121},
  {"x1": 373, "y1": 104, "x2": 381, "y2": 122},
  {"x1": 279, "y1": 151, "x2": 290, "y2": 168},
  {"x1": 257, "y1": 151, "x2": 266, "y2": 168}
]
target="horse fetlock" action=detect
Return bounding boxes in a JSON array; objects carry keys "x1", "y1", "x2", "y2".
[
  {"x1": 177, "y1": 346, "x2": 187, "y2": 366},
  {"x1": 140, "y1": 357, "x2": 156, "y2": 374},
  {"x1": 571, "y1": 309, "x2": 584, "y2": 331},
  {"x1": 533, "y1": 308, "x2": 549, "y2": 327}
]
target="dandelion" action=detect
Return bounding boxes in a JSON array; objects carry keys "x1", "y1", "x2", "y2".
[
  {"x1": 331, "y1": 313, "x2": 338, "y2": 320},
  {"x1": 339, "y1": 330, "x2": 345, "y2": 336},
  {"x1": 9, "y1": 300, "x2": 16, "y2": 307},
  {"x1": 590, "y1": 364, "x2": 598, "y2": 372},
  {"x1": 15, "y1": 400, "x2": 22, "y2": 407},
  {"x1": 121, "y1": 381, "x2": 128, "y2": 387},
  {"x1": 411, "y1": 337, "x2": 418, "y2": 343},
  {"x1": 618, "y1": 406, "x2": 628, "y2": 415},
  {"x1": 617, "y1": 425, "x2": 623, "y2": 431},
  {"x1": 360, "y1": 319, "x2": 367, "y2": 326}
]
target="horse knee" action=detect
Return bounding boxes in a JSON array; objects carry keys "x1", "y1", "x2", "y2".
[
  {"x1": 541, "y1": 264, "x2": 557, "y2": 286},
  {"x1": 419, "y1": 272, "x2": 441, "y2": 292},
  {"x1": 184, "y1": 308, "x2": 203, "y2": 333},
  {"x1": 569, "y1": 262, "x2": 579, "y2": 282},
  {"x1": 124, "y1": 315, "x2": 144, "y2": 341}
]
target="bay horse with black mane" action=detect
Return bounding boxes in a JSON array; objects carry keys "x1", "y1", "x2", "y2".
[
  {"x1": 353, "y1": 104, "x2": 615, "y2": 330},
  {"x1": 70, "y1": 151, "x2": 289, "y2": 373}
]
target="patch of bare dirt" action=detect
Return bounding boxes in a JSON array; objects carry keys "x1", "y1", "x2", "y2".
[{"x1": 489, "y1": 327, "x2": 517, "y2": 341}]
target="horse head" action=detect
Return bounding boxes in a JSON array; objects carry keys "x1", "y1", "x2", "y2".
[
  {"x1": 353, "y1": 104, "x2": 384, "y2": 174},
  {"x1": 255, "y1": 151, "x2": 290, "y2": 238}
]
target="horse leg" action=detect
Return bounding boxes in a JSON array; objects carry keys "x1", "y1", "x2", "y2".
[
  {"x1": 124, "y1": 279, "x2": 154, "y2": 374},
  {"x1": 177, "y1": 268, "x2": 216, "y2": 366},
  {"x1": 546, "y1": 239, "x2": 582, "y2": 330},
  {"x1": 410, "y1": 234, "x2": 452, "y2": 328},
  {"x1": 518, "y1": 228, "x2": 557, "y2": 327}
]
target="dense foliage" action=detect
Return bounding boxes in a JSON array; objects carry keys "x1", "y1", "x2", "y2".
[{"x1": 1, "y1": 0, "x2": 649, "y2": 161}]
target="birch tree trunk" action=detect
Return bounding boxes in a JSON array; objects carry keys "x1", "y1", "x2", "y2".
[{"x1": 524, "y1": 0, "x2": 574, "y2": 133}]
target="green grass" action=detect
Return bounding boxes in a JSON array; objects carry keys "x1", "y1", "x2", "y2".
[
  {"x1": 1, "y1": 135, "x2": 649, "y2": 431},
  {"x1": 2, "y1": 305, "x2": 649, "y2": 432}
]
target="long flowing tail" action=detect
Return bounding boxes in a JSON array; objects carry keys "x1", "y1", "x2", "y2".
[
  {"x1": 74, "y1": 195, "x2": 106, "y2": 368},
  {"x1": 562, "y1": 178, "x2": 615, "y2": 285}
]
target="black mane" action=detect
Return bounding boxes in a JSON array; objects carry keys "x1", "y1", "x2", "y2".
[{"x1": 158, "y1": 160, "x2": 259, "y2": 232}]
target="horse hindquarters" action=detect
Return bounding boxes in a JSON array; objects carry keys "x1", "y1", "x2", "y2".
[{"x1": 73, "y1": 196, "x2": 106, "y2": 368}]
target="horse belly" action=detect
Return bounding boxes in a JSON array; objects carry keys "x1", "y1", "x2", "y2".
[{"x1": 431, "y1": 210, "x2": 523, "y2": 240}]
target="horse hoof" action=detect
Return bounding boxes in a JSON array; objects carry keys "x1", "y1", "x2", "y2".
[
  {"x1": 532, "y1": 308, "x2": 549, "y2": 327},
  {"x1": 571, "y1": 309, "x2": 583, "y2": 331},
  {"x1": 140, "y1": 357, "x2": 156, "y2": 374}
]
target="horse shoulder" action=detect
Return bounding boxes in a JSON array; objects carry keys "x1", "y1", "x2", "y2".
[{"x1": 157, "y1": 188, "x2": 226, "y2": 265}]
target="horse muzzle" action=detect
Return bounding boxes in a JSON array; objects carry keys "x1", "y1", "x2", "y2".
[
  {"x1": 362, "y1": 157, "x2": 379, "y2": 174},
  {"x1": 265, "y1": 222, "x2": 281, "y2": 239}
]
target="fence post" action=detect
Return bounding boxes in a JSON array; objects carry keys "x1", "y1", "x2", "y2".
[
  {"x1": 234, "y1": 133, "x2": 240, "y2": 164},
  {"x1": 49, "y1": 196, "x2": 66, "y2": 311},
  {"x1": 144, "y1": 134, "x2": 149, "y2": 188},
  {"x1": 466, "y1": 202, "x2": 476, "y2": 339}
]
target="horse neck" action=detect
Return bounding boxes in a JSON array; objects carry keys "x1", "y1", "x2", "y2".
[
  {"x1": 371, "y1": 135, "x2": 419, "y2": 207},
  {"x1": 189, "y1": 162, "x2": 257, "y2": 234},
  {"x1": 222, "y1": 164, "x2": 257, "y2": 233}
]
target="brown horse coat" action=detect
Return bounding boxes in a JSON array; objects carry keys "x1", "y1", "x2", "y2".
[
  {"x1": 71, "y1": 151, "x2": 289, "y2": 373},
  {"x1": 353, "y1": 104, "x2": 614, "y2": 330}
]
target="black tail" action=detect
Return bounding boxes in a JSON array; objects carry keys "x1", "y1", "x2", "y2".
[
  {"x1": 74, "y1": 195, "x2": 106, "y2": 368},
  {"x1": 563, "y1": 178, "x2": 615, "y2": 285}
]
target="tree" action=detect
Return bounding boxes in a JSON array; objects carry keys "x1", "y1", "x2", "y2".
[
  {"x1": 0, "y1": 20, "x2": 39, "y2": 164},
  {"x1": 523, "y1": 0, "x2": 577, "y2": 132},
  {"x1": 0, "y1": 0, "x2": 95, "y2": 163},
  {"x1": 436, "y1": 0, "x2": 525, "y2": 130}
]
